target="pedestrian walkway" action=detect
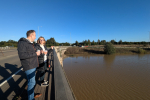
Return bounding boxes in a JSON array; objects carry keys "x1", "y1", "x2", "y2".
[
  {"x1": 1, "y1": 48, "x2": 75, "y2": 100},
  {"x1": 17, "y1": 49, "x2": 54, "y2": 100}
]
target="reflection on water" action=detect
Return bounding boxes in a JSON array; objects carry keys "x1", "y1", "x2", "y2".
[
  {"x1": 63, "y1": 54, "x2": 150, "y2": 100},
  {"x1": 103, "y1": 55, "x2": 116, "y2": 68}
]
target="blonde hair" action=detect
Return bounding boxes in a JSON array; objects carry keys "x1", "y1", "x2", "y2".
[{"x1": 37, "y1": 36, "x2": 46, "y2": 45}]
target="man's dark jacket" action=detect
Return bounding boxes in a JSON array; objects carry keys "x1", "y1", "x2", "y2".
[
  {"x1": 35, "y1": 43, "x2": 48, "y2": 71},
  {"x1": 17, "y1": 38, "x2": 38, "y2": 71}
]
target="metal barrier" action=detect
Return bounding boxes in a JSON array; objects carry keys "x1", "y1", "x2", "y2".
[
  {"x1": 0, "y1": 68, "x2": 23, "y2": 87},
  {"x1": 0, "y1": 47, "x2": 16, "y2": 50},
  {"x1": 54, "y1": 48, "x2": 76, "y2": 100}
]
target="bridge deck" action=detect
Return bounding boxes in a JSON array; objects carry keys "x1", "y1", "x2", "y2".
[{"x1": 17, "y1": 50, "x2": 54, "y2": 100}]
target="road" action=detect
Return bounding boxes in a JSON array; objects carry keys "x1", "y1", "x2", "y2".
[
  {"x1": 0, "y1": 49, "x2": 27, "y2": 100},
  {"x1": 0, "y1": 49, "x2": 18, "y2": 58},
  {"x1": 0, "y1": 52, "x2": 21, "y2": 83},
  {"x1": 0, "y1": 48, "x2": 52, "y2": 99}
]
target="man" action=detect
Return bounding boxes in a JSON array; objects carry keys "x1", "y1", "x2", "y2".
[{"x1": 18, "y1": 30, "x2": 42, "y2": 100}]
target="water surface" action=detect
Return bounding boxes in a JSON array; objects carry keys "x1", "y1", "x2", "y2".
[{"x1": 63, "y1": 54, "x2": 150, "y2": 100}]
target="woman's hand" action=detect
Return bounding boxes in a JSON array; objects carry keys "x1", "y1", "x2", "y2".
[{"x1": 44, "y1": 50, "x2": 48, "y2": 55}]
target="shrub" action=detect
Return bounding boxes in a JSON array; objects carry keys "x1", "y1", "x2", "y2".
[
  {"x1": 65, "y1": 47, "x2": 80, "y2": 54},
  {"x1": 143, "y1": 44, "x2": 147, "y2": 47},
  {"x1": 104, "y1": 42, "x2": 116, "y2": 54},
  {"x1": 138, "y1": 48, "x2": 146, "y2": 54}
]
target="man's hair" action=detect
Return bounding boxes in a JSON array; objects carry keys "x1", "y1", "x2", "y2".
[{"x1": 26, "y1": 30, "x2": 35, "y2": 37}]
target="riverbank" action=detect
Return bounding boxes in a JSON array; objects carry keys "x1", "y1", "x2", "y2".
[{"x1": 64, "y1": 46, "x2": 150, "y2": 55}]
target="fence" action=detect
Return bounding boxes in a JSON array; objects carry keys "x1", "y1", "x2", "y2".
[{"x1": 0, "y1": 47, "x2": 16, "y2": 50}]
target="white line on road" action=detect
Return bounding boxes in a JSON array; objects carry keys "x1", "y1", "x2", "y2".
[
  {"x1": 0, "y1": 68, "x2": 23, "y2": 87},
  {"x1": 0, "y1": 54, "x2": 18, "y2": 60},
  {"x1": 0, "y1": 49, "x2": 17, "y2": 53}
]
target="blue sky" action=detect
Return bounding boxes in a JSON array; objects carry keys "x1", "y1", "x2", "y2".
[{"x1": 0, "y1": 0, "x2": 150, "y2": 43}]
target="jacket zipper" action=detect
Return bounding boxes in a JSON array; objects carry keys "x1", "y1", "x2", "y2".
[{"x1": 32, "y1": 44, "x2": 39, "y2": 67}]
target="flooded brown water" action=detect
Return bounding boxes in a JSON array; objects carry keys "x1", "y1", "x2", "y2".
[{"x1": 63, "y1": 54, "x2": 150, "y2": 100}]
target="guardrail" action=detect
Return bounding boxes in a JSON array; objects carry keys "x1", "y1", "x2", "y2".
[
  {"x1": 0, "y1": 47, "x2": 16, "y2": 50},
  {"x1": 0, "y1": 68, "x2": 23, "y2": 87},
  {"x1": 54, "y1": 48, "x2": 76, "y2": 100}
]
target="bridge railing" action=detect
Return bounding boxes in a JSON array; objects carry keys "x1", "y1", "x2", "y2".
[
  {"x1": 53, "y1": 48, "x2": 76, "y2": 100},
  {"x1": 0, "y1": 47, "x2": 16, "y2": 50}
]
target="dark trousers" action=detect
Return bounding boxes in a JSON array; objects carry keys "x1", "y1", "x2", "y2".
[{"x1": 39, "y1": 62, "x2": 47, "y2": 83}]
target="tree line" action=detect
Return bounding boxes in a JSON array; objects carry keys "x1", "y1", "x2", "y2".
[
  {"x1": 0, "y1": 38, "x2": 149, "y2": 47},
  {"x1": 0, "y1": 40, "x2": 18, "y2": 47},
  {"x1": 0, "y1": 38, "x2": 70, "y2": 47},
  {"x1": 74, "y1": 39, "x2": 149, "y2": 46}
]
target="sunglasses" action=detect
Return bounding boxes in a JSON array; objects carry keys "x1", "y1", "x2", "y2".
[{"x1": 40, "y1": 40, "x2": 44, "y2": 41}]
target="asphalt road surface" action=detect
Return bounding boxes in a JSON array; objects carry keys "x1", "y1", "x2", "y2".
[
  {"x1": 0, "y1": 49, "x2": 27, "y2": 100},
  {"x1": 0, "y1": 49, "x2": 22, "y2": 82},
  {"x1": 0, "y1": 48, "x2": 52, "y2": 99}
]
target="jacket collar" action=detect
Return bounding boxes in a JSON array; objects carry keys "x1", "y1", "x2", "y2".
[{"x1": 26, "y1": 38, "x2": 33, "y2": 43}]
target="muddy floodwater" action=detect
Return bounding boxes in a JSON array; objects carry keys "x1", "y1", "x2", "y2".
[{"x1": 63, "y1": 54, "x2": 150, "y2": 100}]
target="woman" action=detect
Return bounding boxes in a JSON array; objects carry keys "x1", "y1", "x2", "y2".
[{"x1": 35, "y1": 36, "x2": 48, "y2": 86}]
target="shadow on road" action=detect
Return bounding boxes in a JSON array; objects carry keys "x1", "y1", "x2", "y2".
[{"x1": 0, "y1": 63, "x2": 27, "y2": 100}]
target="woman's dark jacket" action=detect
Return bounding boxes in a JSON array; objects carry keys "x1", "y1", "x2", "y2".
[
  {"x1": 17, "y1": 38, "x2": 38, "y2": 71},
  {"x1": 35, "y1": 43, "x2": 48, "y2": 71}
]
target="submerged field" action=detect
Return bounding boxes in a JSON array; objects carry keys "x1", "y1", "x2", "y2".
[
  {"x1": 63, "y1": 54, "x2": 150, "y2": 100},
  {"x1": 64, "y1": 45, "x2": 150, "y2": 55}
]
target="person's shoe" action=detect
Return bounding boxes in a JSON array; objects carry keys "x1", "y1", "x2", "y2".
[
  {"x1": 44, "y1": 80, "x2": 48, "y2": 84},
  {"x1": 34, "y1": 93, "x2": 42, "y2": 98},
  {"x1": 41, "y1": 82, "x2": 49, "y2": 86}
]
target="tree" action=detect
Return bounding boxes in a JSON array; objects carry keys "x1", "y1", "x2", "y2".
[
  {"x1": 0, "y1": 40, "x2": 18, "y2": 47},
  {"x1": 141, "y1": 41, "x2": 147, "y2": 44},
  {"x1": 104, "y1": 42, "x2": 116, "y2": 54},
  {"x1": 61, "y1": 42, "x2": 70, "y2": 46},
  {"x1": 88, "y1": 39, "x2": 91, "y2": 46},
  {"x1": 91, "y1": 40, "x2": 95, "y2": 45},
  {"x1": 46, "y1": 37, "x2": 57, "y2": 47},
  {"x1": 118, "y1": 40, "x2": 122, "y2": 44},
  {"x1": 75, "y1": 41, "x2": 79, "y2": 46},
  {"x1": 97, "y1": 39, "x2": 100, "y2": 45},
  {"x1": 101, "y1": 40, "x2": 106, "y2": 45},
  {"x1": 84, "y1": 40, "x2": 88, "y2": 46},
  {"x1": 110, "y1": 40, "x2": 116, "y2": 44}
]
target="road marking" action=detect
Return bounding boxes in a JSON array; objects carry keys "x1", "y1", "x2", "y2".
[
  {"x1": 0, "y1": 54, "x2": 18, "y2": 60},
  {"x1": 0, "y1": 68, "x2": 23, "y2": 87},
  {"x1": 0, "y1": 49, "x2": 17, "y2": 53}
]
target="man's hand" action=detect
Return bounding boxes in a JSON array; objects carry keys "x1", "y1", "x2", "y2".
[
  {"x1": 40, "y1": 50, "x2": 44, "y2": 54},
  {"x1": 36, "y1": 51, "x2": 40, "y2": 56}
]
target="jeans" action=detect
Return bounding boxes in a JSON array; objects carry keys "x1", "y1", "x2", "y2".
[
  {"x1": 25, "y1": 68, "x2": 36, "y2": 100},
  {"x1": 40, "y1": 62, "x2": 47, "y2": 83}
]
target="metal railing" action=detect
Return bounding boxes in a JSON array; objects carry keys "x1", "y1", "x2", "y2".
[{"x1": 0, "y1": 47, "x2": 16, "y2": 50}]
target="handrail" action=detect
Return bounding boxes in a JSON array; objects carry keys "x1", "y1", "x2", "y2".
[{"x1": 54, "y1": 48, "x2": 76, "y2": 100}]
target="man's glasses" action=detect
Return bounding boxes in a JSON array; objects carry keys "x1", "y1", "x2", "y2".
[{"x1": 40, "y1": 40, "x2": 44, "y2": 41}]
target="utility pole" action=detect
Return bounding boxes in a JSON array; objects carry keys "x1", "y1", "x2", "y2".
[
  {"x1": 148, "y1": 32, "x2": 150, "y2": 48},
  {"x1": 38, "y1": 26, "x2": 42, "y2": 38},
  {"x1": 98, "y1": 32, "x2": 99, "y2": 45},
  {"x1": 70, "y1": 33, "x2": 71, "y2": 46},
  {"x1": 53, "y1": 37, "x2": 54, "y2": 46}
]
